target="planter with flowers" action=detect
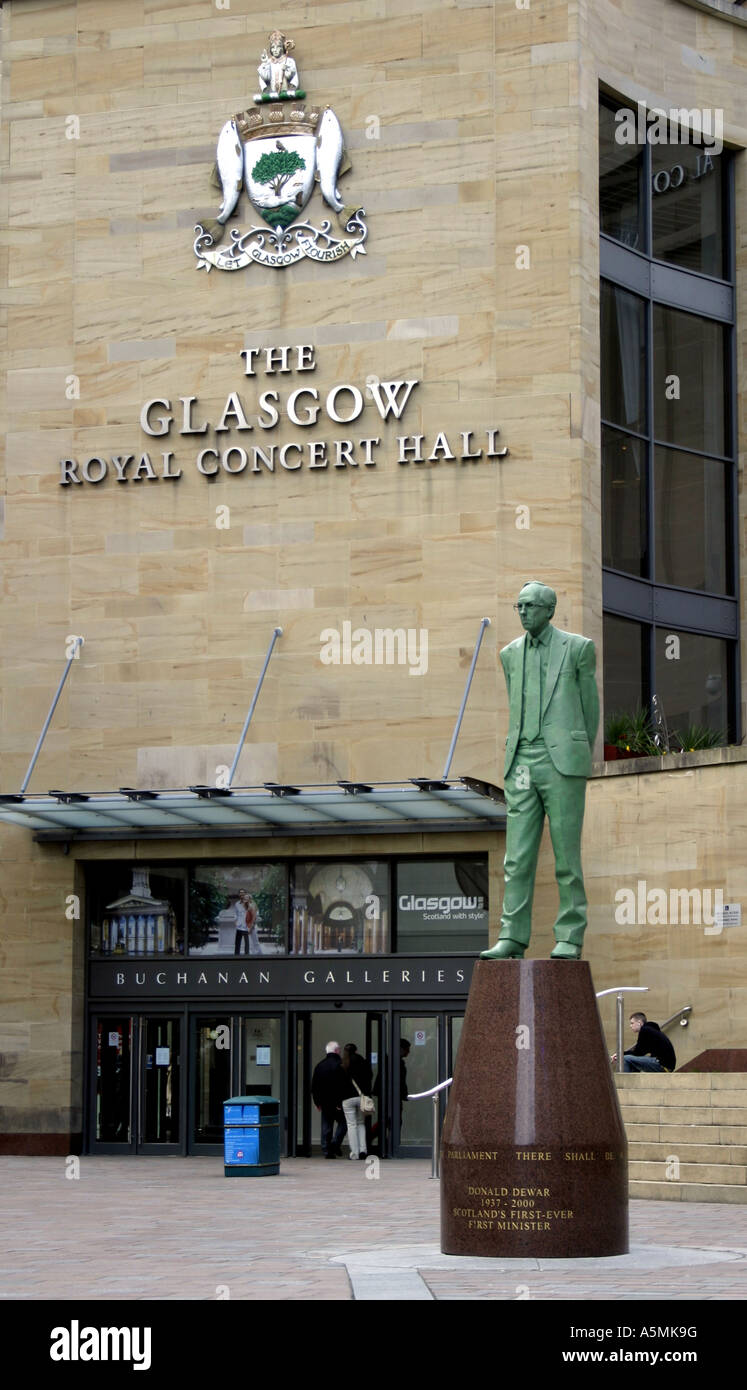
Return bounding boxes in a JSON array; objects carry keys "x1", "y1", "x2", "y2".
[{"x1": 604, "y1": 711, "x2": 726, "y2": 762}]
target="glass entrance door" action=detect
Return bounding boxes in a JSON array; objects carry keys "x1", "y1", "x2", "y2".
[
  {"x1": 396, "y1": 1014, "x2": 440, "y2": 1154},
  {"x1": 293, "y1": 1012, "x2": 382, "y2": 1156},
  {"x1": 92, "y1": 1016, "x2": 135, "y2": 1151},
  {"x1": 190, "y1": 1015, "x2": 233, "y2": 1151},
  {"x1": 240, "y1": 1016, "x2": 283, "y2": 1100},
  {"x1": 90, "y1": 1014, "x2": 185, "y2": 1154},
  {"x1": 392, "y1": 1012, "x2": 464, "y2": 1156},
  {"x1": 189, "y1": 1013, "x2": 286, "y2": 1154},
  {"x1": 239, "y1": 1015, "x2": 285, "y2": 1155},
  {"x1": 138, "y1": 1017, "x2": 182, "y2": 1153},
  {"x1": 448, "y1": 1014, "x2": 464, "y2": 1073},
  {"x1": 294, "y1": 1013, "x2": 311, "y2": 1156},
  {"x1": 366, "y1": 1012, "x2": 385, "y2": 1156}
]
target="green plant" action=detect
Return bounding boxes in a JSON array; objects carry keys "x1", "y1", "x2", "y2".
[
  {"x1": 188, "y1": 877, "x2": 228, "y2": 949},
  {"x1": 626, "y1": 707, "x2": 653, "y2": 747},
  {"x1": 254, "y1": 864, "x2": 287, "y2": 938},
  {"x1": 638, "y1": 732, "x2": 663, "y2": 757},
  {"x1": 609, "y1": 707, "x2": 657, "y2": 754},
  {"x1": 604, "y1": 712, "x2": 631, "y2": 745},
  {"x1": 673, "y1": 724, "x2": 726, "y2": 752}
]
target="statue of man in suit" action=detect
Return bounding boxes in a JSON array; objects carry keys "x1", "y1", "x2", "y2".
[{"x1": 481, "y1": 581, "x2": 599, "y2": 961}]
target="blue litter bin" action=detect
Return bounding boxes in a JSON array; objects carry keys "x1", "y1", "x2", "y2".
[{"x1": 223, "y1": 1096, "x2": 280, "y2": 1177}]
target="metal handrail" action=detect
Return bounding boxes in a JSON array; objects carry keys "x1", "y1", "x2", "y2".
[
  {"x1": 661, "y1": 1005, "x2": 692, "y2": 1031},
  {"x1": 595, "y1": 986, "x2": 649, "y2": 1073},
  {"x1": 407, "y1": 1079, "x2": 453, "y2": 1178},
  {"x1": 408, "y1": 1079, "x2": 453, "y2": 1099}
]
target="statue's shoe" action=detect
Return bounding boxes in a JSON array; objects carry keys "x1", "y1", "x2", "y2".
[
  {"x1": 480, "y1": 938, "x2": 525, "y2": 960},
  {"x1": 550, "y1": 942, "x2": 582, "y2": 960}
]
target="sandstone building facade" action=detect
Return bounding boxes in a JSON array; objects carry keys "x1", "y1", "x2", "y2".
[{"x1": 0, "y1": 0, "x2": 745, "y2": 1155}]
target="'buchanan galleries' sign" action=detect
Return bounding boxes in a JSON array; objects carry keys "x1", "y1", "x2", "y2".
[
  {"x1": 89, "y1": 955, "x2": 475, "y2": 998},
  {"x1": 59, "y1": 344, "x2": 508, "y2": 487}
]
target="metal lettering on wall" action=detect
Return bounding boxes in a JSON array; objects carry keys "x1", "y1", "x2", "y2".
[
  {"x1": 58, "y1": 345, "x2": 509, "y2": 487},
  {"x1": 89, "y1": 957, "x2": 474, "y2": 999},
  {"x1": 55, "y1": 36, "x2": 511, "y2": 488}
]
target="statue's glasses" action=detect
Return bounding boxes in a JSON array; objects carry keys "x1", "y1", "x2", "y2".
[{"x1": 513, "y1": 602, "x2": 546, "y2": 613}]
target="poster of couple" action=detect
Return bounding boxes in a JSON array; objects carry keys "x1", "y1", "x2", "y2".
[{"x1": 188, "y1": 863, "x2": 287, "y2": 956}]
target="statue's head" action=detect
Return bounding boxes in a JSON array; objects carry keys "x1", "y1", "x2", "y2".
[
  {"x1": 515, "y1": 580, "x2": 556, "y2": 638},
  {"x1": 268, "y1": 30, "x2": 293, "y2": 58}
]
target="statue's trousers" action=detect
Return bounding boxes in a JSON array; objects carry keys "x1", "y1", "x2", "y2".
[{"x1": 501, "y1": 739, "x2": 588, "y2": 948}]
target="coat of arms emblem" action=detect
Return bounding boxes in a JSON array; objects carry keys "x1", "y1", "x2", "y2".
[{"x1": 194, "y1": 31, "x2": 367, "y2": 272}]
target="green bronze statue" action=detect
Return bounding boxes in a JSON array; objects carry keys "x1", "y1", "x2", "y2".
[{"x1": 481, "y1": 581, "x2": 599, "y2": 961}]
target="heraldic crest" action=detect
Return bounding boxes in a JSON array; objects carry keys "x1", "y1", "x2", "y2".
[{"x1": 194, "y1": 31, "x2": 367, "y2": 272}]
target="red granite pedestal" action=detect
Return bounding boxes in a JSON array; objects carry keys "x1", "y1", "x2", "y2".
[{"x1": 441, "y1": 960, "x2": 628, "y2": 1257}]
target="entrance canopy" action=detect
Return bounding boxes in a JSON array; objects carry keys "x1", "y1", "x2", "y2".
[{"x1": 0, "y1": 777, "x2": 505, "y2": 843}]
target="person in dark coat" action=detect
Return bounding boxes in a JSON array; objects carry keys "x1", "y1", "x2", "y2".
[
  {"x1": 399, "y1": 1038, "x2": 411, "y2": 1129},
  {"x1": 612, "y1": 1013, "x2": 676, "y2": 1073},
  {"x1": 339, "y1": 1043, "x2": 373, "y2": 1159},
  {"x1": 311, "y1": 1041, "x2": 346, "y2": 1157}
]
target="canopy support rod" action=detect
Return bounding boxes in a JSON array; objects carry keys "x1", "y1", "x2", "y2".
[
  {"x1": 442, "y1": 618, "x2": 491, "y2": 781},
  {"x1": 20, "y1": 637, "x2": 84, "y2": 794},
  {"x1": 227, "y1": 627, "x2": 283, "y2": 788}
]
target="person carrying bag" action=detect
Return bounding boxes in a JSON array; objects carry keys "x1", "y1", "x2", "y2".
[{"x1": 339, "y1": 1042, "x2": 374, "y2": 1159}]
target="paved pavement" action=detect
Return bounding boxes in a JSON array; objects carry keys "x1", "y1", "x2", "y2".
[{"x1": 1, "y1": 1156, "x2": 746, "y2": 1301}]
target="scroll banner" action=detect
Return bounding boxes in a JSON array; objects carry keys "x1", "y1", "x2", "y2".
[{"x1": 195, "y1": 209, "x2": 367, "y2": 273}]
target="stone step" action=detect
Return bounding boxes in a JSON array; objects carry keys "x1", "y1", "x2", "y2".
[
  {"x1": 629, "y1": 1180, "x2": 747, "y2": 1205},
  {"x1": 615, "y1": 1077, "x2": 747, "y2": 1201},
  {"x1": 628, "y1": 1141, "x2": 747, "y2": 1164},
  {"x1": 615, "y1": 1073, "x2": 747, "y2": 1090},
  {"x1": 618, "y1": 1105, "x2": 747, "y2": 1126},
  {"x1": 625, "y1": 1123, "x2": 747, "y2": 1145},
  {"x1": 629, "y1": 1159, "x2": 747, "y2": 1184},
  {"x1": 715, "y1": 1126, "x2": 747, "y2": 1144},
  {"x1": 615, "y1": 1086, "x2": 747, "y2": 1108}
]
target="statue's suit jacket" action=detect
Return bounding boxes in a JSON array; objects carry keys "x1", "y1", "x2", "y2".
[{"x1": 501, "y1": 626, "x2": 600, "y2": 779}]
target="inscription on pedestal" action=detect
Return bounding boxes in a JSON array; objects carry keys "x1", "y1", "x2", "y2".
[
  {"x1": 443, "y1": 1147, "x2": 627, "y2": 1249},
  {"x1": 440, "y1": 961, "x2": 628, "y2": 1258}
]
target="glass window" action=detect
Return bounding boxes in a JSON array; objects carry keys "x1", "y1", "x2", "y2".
[
  {"x1": 602, "y1": 427, "x2": 648, "y2": 576},
  {"x1": 599, "y1": 95, "x2": 736, "y2": 751},
  {"x1": 654, "y1": 447, "x2": 729, "y2": 593},
  {"x1": 290, "y1": 861, "x2": 390, "y2": 954},
  {"x1": 89, "y1": 864, "x2": 186, "y2": 957},
  {"x1": 396, "y1": 859, "x2": 488, "y2": 953},
  {"x1": 601, "y1": 281, "x2": 647, "y2": 433},
  {"x1": 654, "y1": 629, "x2": 729, "y2": 741},
  {"x1": 189, "y1": 863, "x2": 288, "y2": 957},
  {"x1": 651, "y1": 142, "x2": 725, "y2": 278},
  {"x1": 599, "y1": 101, "x2": 644, "y2": 249},
  {"x1": 653, "y1": 306, "x2": 728, "y2": 457},
  {"x1": 603, "y1": 615, "x2": 646, "y2": 725}
]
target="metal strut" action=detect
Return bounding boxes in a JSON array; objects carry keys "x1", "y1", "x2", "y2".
[
  {"x1": 442, "y1": 618, "x2": 491, "y2": 781},
  {"x1": 227, "y1": 627, "x2": 283, "y2": 788},
  {"x1": 20, "y1": 637, "x2": 84, "y2": 794}
]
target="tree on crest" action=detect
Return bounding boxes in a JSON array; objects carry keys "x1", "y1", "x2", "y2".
[{"x1": 252, "y1": 148, "x2": 305, "y2": 197}]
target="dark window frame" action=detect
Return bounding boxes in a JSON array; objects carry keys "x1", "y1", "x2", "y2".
[
  {"x1": 85, "y1": 852, "x2": 491, "y2": 959},
  {"x1": 599, "y1": 91, "x2": 739, "y2": 745}
]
